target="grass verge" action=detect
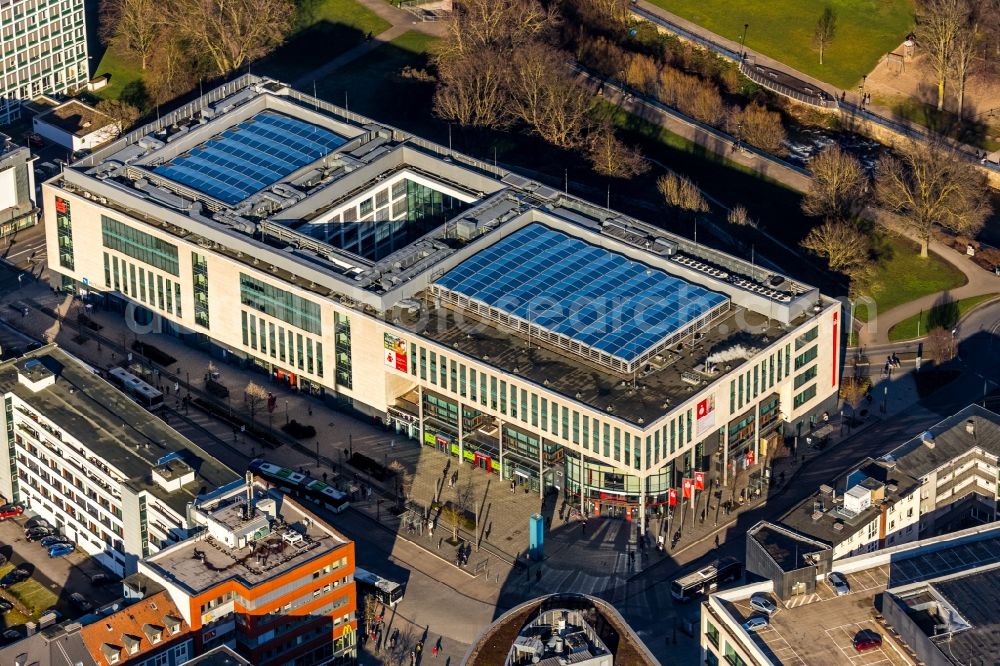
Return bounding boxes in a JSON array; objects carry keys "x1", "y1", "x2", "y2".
[
  {"x1": 853, "y1": 235, "x2": 967, "y2": 322},
  {"x1": 648, "y1": 0, "x2": 914, "y2": 89},
  {"x1": 887, "y1": 293, "x2": 1000, "y2": 341},
  {"x1": 0, "y1": 562, "x2": 58, "y2": 624}
]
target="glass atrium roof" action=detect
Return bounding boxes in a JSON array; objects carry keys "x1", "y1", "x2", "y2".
[
  {"x1": 154, "y1": 112, "x2": 345, "y2": 204},
  {"x1": 435, "y1": 224, "x2": 728, "y2": 362}
]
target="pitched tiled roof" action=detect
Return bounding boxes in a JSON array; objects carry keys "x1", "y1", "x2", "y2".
[{"x1": 80, "y1": 591, "x2": 190, "y2": 665}]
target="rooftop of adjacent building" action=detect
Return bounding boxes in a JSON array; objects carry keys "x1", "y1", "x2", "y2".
[
  {"x1": 887, "y1": 561, "x2": 1000, "y2": 665},
  {"x1": 777, "y1": 456, "x2": 921, "y2": 548},
  {"x1": 747, "y1": 521, "x2": 832, "y2": 573},
  {"x1": 140, "y1": 479, "x2": 351, "y2": 596},
  {"x1": 708, "y1": 524, "x2": 1000, "y2": 666},
  {"x1": 35, "y1": 100, "x2": 115, "y2": 138},
  {"x1": 0, "y1": 588, "x2": 189, "y2": 666},
  {"x1": 0, "y1": 345, "x2": 240, "y2": 514},
  {"x1": 879, "y1": 404, "x2": 1000, "y2": 480},
  {"x1": 464, "y1": 593, "x2": 657, "y2": 666}
]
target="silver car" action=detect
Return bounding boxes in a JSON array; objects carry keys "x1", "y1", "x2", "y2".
[
  {"x1": 743, "y1": 616, "x2": 768, "y2": 633},
  {"x1": 750, "y1": 592, "x2": 778, "y2": 616},
  {"x1": 828, "y1": 572, "x2": 850, "y2": 596}
]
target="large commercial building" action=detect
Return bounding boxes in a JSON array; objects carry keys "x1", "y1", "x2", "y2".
[
  {"x1": 138, "y1": 476, "x2": 358, "y2": 666},
  {"x1": 42, "y1": 75, "x2": 841, "y2": 530},
  {"x1": 0, "y1": 0, "x2": 89, "y2": 124},
  {"x1": 778, "y1": 405, "x2": 1000, "y2": 559},
  {"x1": 0, "y1": 345, "x2": 241, "y2": 576},
  {"x1": 702, "y1": 523, "x2": 1000, "y2": 666}
]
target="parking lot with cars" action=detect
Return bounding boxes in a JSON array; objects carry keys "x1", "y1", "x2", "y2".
[
  {"x1": 725, "y1": 565, "x2": 910, "y2": 666},
  {"x1": 0, "y1": 505, "x2": 121, "y2": 642}
]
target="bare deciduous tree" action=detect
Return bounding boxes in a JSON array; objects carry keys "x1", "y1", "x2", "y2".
[
  {"x1": 244, "y1": 382, "x2": 269, "y2": 428},
  {"x1": 657, "y1": 173, "x2": 709, "y2": 214},
  {"x1": 433, "y1": 54, "x2": 510, "y2": 129},
  {"x1": 801, "y1": 220, "x2": 870, "y2": 272},
  {"x1": 587, "y1": 123, "x2": 649, "y2": 178},
  {"x1": 95, "y1": 99, "x2": 140, "y2": 136},
  {"x1": 802, "y1": 145, "x2": 869, "y2": 222},
  {"x1": 728, "y1": 102, "x2": 787, "y2": 155},
  {"x1": 442, "y1": 505, "x2": 461, "y2": 542},
  {"x1": 508, "y1": 44, "x2": 592, "y2": 148},
  {"x1": 813, "y1": 7, "x2": 837, "y2": 65},
  {"x1": 925, "y1": 326, "x2": 957, "y2": 362},
  {"x1": 168, "y1": 0, "x2": 293, "y2": 76},
  {"x1": 839, "y1": 376, "x2": 869, "y2": 414},
  {"x1": 100, "y1": 0, "x2": 160, "y2": 70},
  {"x1": 915, "y1": 0, "x2": 967, "y2": 111},
  {"x1": 727, "y1": 205, "x2": 757, "y2": 228},
  {"x1": 436, "y1": 0, "x2": 553, "y2": 64},
  {"x1": 625, "y1": 53, "x2": 659, "y2": 94},
  {"x1": 388, "y1": 460, "x2": 413, "y2": 509},
  {"x1": 950, "y1": 11, "x2": 981, "y2": 120},
  {"x1": 875, "y1": 141, "x2": 992, "y2": 257}
]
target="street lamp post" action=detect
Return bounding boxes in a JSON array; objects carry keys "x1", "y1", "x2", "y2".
[
  {"x1": 739, "y1": 24, "x2": 749, "y2": 59},
  {"x1": 285, "y1": 400, "x2": 289, "y2": 425}
]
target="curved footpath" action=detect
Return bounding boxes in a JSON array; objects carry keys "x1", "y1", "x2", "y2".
[{"x1": 857, "y1": 221, "x2": 1000, "y2": 346}]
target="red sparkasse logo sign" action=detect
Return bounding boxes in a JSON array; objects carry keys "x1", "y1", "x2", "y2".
[{"x1": 694, "y1": 470, "x2": 705, "y2": 490}]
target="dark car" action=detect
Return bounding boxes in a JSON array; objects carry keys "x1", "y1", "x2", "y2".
[
  {"x1": 25, "y1": 342, "x2": 42, "y2": 352},
  {"x1": 0, "y1": 599, "x2": 12, "y2": 612},
  {"x1": 40, "y1": 535, "x2": 71, "y2": 547},
  {"x1": 25, "y1": 133, "x2": 43, "y2": 148},
  {"x1": 25, "y1": 516, "x2": 51, "y2": 530},
  {"x1": 854, "y1": 632, "x2": 883, "y2": 652},
  {"x1": 70, "y1": 592, "x2": 93, "y2": 612},
  {"x1": 0, "y1": 569, "x2": 29, "y2": 587},
  {"x1": 90, "y1": 573, "x2": 120, "y2": 587},
  {"x1": 25, "y1": 527, "x2": 53, "y2": 541}
]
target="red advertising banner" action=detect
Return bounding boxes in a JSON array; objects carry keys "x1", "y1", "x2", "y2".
[
  {"x1": 694, "y1": 470, "x2": 705, "y2": 490},
  {"x1": 668, "y1": 488, "x2": 678, "y2": 506},
  {"x1": 682, "y1": 478, "x2": 693, "y2": 499},
  {"x1": 746, "y1": 450, "x2": 755, "y2": 465}
]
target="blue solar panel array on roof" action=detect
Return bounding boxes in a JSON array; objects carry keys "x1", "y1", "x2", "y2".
[
  {"x1": 154, "y1": 112, "x2": 346, "y2": 205},
  {"x1": 435, "y1": 224, "x2": 728, "y2": 362}
]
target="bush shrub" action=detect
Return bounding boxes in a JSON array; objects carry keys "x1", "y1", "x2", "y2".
[
  {"x1": 282, "y1": 420, "x2": 317, "y2": 439},
  {"x1": 347, "y1": 452, "x2": 389, "y2": 481},
  {"x1": 131, "y1": 340, "x2": 176, "y2": 367}
]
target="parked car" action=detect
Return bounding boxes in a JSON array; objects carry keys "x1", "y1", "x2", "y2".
[
  {"x1": 40, "y1": 535, "x2": 71, "y2": 548},
  {"x1": 1, "y1": 627, "x2": 22, "y2": 642},
  {"x1": 0, "y1": 503, "x2": 24, "y2": 519},
  {"x1": 743, "y1": 616, "x2": 768, "y2": 633},
  {"x1": 90, "y1": 573, "x2": 120, "y2": 587},
  {"x1": 828, "y1": 572, "x2": 850, "y2": 596},
  {"x1": 25, "y1": 516, "x2": 51, "y2": 530},
  {"x1": 25, "y1": 527, "x2": 53, "y2": 541},
  {"x1": 25, "y1": 132, "x2": 43, "y2": 148},
  {"x1": 70, "y1": 592, "x2": 92, "y2": 612},
  {"x1": 48, "y1": 542, "x2": 74, "y2": 557},
  {"x1": 0, "y1": 599, "x2": 12, "y2": 612},
  {"x1": 853, "y1": 632, "x2": 882, "y2": 652},
  {"x1": 750, "y1": 593, "x2": 778, "y2": 617},
  {"x1": 0, "y1": 569, "x2": 29, "y2": 587}
]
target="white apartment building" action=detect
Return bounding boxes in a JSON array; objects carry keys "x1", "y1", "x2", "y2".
[
  {"x1": 0, "y1": 346, "x2": 241, "y2": 576},
  {"x1": 41, "y1": 76, "x2": 842, "y2": 534},
  {"x1": 0, "y1": 0, "x2": 89, "y2": 124},
  {"x1": 778, "y1": 405, "x2": 1000, "y2": 559}
]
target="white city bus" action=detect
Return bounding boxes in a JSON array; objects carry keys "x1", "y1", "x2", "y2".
[
  {"x1": 670, "y1": 557, "x2": 743, "y2": 602},
  {"x1": 107, "y1": 367, "x2": 164, "y2": 411},
  {"x1": 355, "y1": 566, "x2": 405, "y2": 607}
]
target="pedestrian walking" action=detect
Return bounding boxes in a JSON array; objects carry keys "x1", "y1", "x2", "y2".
[{"x1": 308, "y1": 405, "x2": 312, "y2": 416}]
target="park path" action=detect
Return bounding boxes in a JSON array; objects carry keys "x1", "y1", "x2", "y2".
[
  {"x1": 291, "y1": 0, "x2": 444, "y2": 90},
  {"x1": 856, "y1": 217, "x2": 1000, "y2": 345}
]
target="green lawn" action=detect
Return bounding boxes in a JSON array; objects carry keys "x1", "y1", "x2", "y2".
[
  {"x1": 260, "y1": 0, "x2": 391, "y2": 82},
  {"x1": 0, "y1": 563, "x2": 59, "y2": 626},
  {"x1": 315, "y1": 31, "x2": 439, "y2": 129},
  {"x1": 853, "y1": 235, "x2": 968, "y2": 322},
  {"x1": 91, "y1": 44, "x2": 145, "y2": 102},
  {"x1": 651, "y1": 0, "x2": 914, "y2": 89},
  {"x1": 887, "y1": 293, "x2": 1000, "y2": 341}
]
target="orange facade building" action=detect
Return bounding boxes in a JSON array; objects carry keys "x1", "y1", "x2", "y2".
[{"x1": 138, "y1": 476, "x2": 358, "y2": 666}]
